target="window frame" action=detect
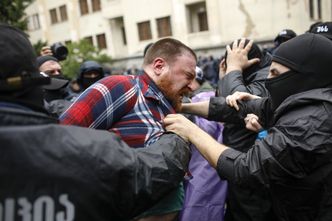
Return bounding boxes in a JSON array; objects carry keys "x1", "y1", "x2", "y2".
[
  {"x1": 137, "y1": 20, "x2": 152, "y2": 41},
  {"x1": 156, "y1": 16, "x2": 172, "y2": 38}
]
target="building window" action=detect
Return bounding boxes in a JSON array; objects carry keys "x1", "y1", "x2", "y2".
[
  {"x1": 198, "y1": 11, "x2": 208, "y2": 31},
  {"x1": 92, "y1": 0, "x2": 101, "y2": 12},
  {"x1": 309, "y1": 0, "x2": 322, "y2": 20},
  {"x1": 317, "y1": 0, "x2": 321, "y2": 20},
  {"x1": 121, "y1": 26, "x2": 127, "y2": 45},
  {"x1": 79, "y1": 0, "x2": 89, "y2": 15},
  {"x1": 137, "y1": 21, "x2": 152, "y2": 41},
  {"x1": 156, "y1": 16, "x2": 172, "y2": 38},
  {"x1": 28, "y1": 13, "x2": 40, "y2": 31},
  {"x1": 186, "y1": 2, "x2": 209, "y2": 33},
  {"x1": 84, "y1": 36, "x2": 93, "y2": 46},
  {"x1": 59, "y1": 5, "x2": 68, "y2": 21},
  {"x1": 96, "y1": 33, "x2": 107, "y2": 49},
  {"x1": 50, "y1": 8, "x2": 58, "y2": 24}
]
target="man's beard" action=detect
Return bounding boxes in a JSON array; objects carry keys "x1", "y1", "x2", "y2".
[{"x1": 158, "y1": 77, "x2": 189, "y2": 112}]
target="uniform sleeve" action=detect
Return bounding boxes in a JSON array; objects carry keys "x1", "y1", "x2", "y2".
[
  {"x1": 217, "y1": 69, "x2": 269, "y2": 97},
  {"x1": 218, "y1": 70, "x2": 247, "y2": 96},
  {"x1": 215, "y1": 103, "x2": 329, "y2": 187},
  {"x1": 208, "y1": 96, "x2": 272, "y2": 127},
  {"x1": 216, "y1": 126, "x2": 286, "y2": 187},
  {"x1": 59, "y1": 76, "x2": 138, "y2": 130}
]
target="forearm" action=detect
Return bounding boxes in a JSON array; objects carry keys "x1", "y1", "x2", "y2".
[
  {"x1": 181, "y1": 101, "x2": 209, "y2": 118},
  {"x1": 188, "y1": 123, "x2": 228, "y2": 168}
]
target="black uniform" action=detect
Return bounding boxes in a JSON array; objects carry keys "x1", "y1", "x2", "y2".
[
  {"x1": 218, "y1": 50, "x2": 275, "y2": 220},
  {"x1": 210, "y1": 33, "x2": 332, "y2": 221},
  {"x1": 0, "y1": 104, "x2": 190, "y2": 221},
  {"x1": 211, "y1": 88, "x2": 332, "y2": 221}
]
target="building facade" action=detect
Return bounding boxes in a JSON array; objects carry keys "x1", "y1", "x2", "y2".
[{"x1": 26, "y1": 0, "x2": 332, "y2": 68}]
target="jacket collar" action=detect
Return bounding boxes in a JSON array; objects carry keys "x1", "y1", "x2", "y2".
[{"x1": 274, "y1": 88, "x2": 332, "y2": 121}]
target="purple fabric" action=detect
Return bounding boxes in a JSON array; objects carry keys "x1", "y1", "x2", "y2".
[{"x1": 180, "y1": 91, "x2": 227, "y2": 221}]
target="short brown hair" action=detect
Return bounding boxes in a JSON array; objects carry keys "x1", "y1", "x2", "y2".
[{"x1": 143, "y1": 38, "x2": 197, "y2": 66}]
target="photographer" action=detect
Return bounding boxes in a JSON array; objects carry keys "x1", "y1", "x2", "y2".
[
  {"x1": 36, "y1": 55, "x2": 75, "y2": 117},
  {"x1": 40, "y1": 42, "x2": 68, "y2": 61},
  {"x1": 39, "y1": 42, "x2": 76, "y2": 117}
]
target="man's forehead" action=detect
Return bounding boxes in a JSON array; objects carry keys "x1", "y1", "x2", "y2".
[{"x1": 40, "y1": 60, "x2": 60, "y2": 68}]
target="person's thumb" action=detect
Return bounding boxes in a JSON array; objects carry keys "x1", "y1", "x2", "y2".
[{"x1": 247, "y1": 58, "x2": 260, "y2": 67}]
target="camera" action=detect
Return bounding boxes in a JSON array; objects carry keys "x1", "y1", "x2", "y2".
[{"x1": 50, "y1": 42, "x2": 68, "y2": 61}]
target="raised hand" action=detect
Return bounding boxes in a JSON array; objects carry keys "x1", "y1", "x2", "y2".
[{"x1": 226, "y1": 38, "x2": 260, "y2": 73}]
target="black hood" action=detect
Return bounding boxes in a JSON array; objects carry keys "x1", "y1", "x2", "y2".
[
  {"x1": 265, "y1": 33, "x2": 332, "y2": 110},
  {"x1": 272, "y1": 33, "x2": 332, "y2": 88},
  {"x1": 78, "y1": 61, "x2": 104, "y2": 79}
]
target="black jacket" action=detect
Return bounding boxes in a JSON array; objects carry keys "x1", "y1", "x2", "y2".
[
  {"x1": 217, "y1": 67, "x2": 270, "y2": 151},
  {"x1": 210, "y1": 88, "x2": 332, "y2": 221},
  {"x1": 216, "y1": 66, "x2": 275, "y2": 221},
  {"x1": 0, "y1": 105, "x2": 190, "y2": 221}
]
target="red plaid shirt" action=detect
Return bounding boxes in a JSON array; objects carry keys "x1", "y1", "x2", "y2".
[{"x1": 60, "y1": 73, "x2": 175, "y2": 148}]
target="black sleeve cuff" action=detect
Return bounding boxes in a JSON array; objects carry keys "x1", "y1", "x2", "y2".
[
  {"x1": 208, "y1": 97, "x2": 226, "y2": 121},
  {"x1": 217, "y1": 148, "x2": 243, "y2": 181}
]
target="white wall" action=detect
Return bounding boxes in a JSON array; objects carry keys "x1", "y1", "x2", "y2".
[{"x1": 25, "y1": 0, "x2": 332, "y2": 68}]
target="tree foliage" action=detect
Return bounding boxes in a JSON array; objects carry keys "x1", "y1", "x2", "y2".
[
  {"x1": 32, "y1": 39, "x2": 48, "y2": 56},
  {"x1": 0, "y1": 0, "x2": 33, "y2": 31},
  {"x1": 61, "y1": 39, "x2": 112, "y2": 79}
]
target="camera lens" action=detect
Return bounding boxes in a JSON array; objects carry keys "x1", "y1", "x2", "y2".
[{"x1": 51, "y1": 42, "x2": 68, "y2": 61}]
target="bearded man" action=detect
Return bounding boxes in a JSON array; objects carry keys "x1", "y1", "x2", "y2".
[{"x1": 60, "y1": 38, "x2": 197, "y2": 221}]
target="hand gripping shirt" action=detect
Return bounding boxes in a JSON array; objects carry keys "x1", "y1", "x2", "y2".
[{"x1": 60, "y1": 73, "x2": 175, "y2": 148}]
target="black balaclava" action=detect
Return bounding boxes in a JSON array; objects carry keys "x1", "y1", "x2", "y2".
[
  {"x1": 265, "y1": 33, "x2": 332, "y2": 110},
  {"x1": 78, "y1": 60, "x2": 104, "y2": 90},
  {"x1": 225, "y1": 39, "x2": 271, "y2": 83}
]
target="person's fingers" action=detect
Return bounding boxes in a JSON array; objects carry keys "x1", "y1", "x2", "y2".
[
  {"x1": 238, "y1": 38, "x2": 246, "y2": 49},
  {"x1": 244, "y1": 113, "x2": 262, "y2": 132},
  {"x1": 225, "y1": 96, "x2": 230, "y2": 105},
  {"x1": 230, "y1": 93, "x2": 240, "y2": 111},
  {"x1": 251, "y1": 118, "x2": 262, "y2": 131},
  {"x1": 234, "y1": 92, "x2": 244, "y2": 100},
  {"x1": 162, "y1": 114, "x2": 175, "y2": 125},
  {"x1": 244, "y1": 39, "x2": 254, "y2": 52},
  {"x1": 41, "y1": 46, "x2": 50, "y2": 50},
  {"x1": 226, "y1": 44, "x2": 232, "y2": 54},
  {"x1": 232, "y1": 96, "x2": 240, "y2": 111},
  {"x1": 247, "y1": 58, "x2": 260, "y2": 67},
  {"x1": 40, "y1": 47, "x2": 53, "y2": 56},
  {"x1": 233, "y1": 100, "x2": 240, "y2": 111},
  {"x1": 228, "y1": 97, "x2": 233, "y2": 106},
  {"x1": 247, "y1": 113, "x2": 259, "y2": 121},
  {"x1": 220, "y1": 58, "x2": 226, "y2": 68},
  {"x1": 232, "y1": 39, "x2": 238, "y2": 49}
]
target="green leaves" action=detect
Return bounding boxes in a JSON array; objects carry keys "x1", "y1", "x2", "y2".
[
  {"x1": 0, "y1": 0, "x2": 33, "y2": 31},
  {"x1": 61, "y1": 39, "x2": 112, "y2": 79}
]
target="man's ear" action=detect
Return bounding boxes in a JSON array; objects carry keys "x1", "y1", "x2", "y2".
[{"x1": 153, "y1": 57, "x2": 166, "y2": 76}]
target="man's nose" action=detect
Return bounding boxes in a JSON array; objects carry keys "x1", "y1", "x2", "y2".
[{"x1": 187, "y1": 81, "x2": 195, "y2": 91}]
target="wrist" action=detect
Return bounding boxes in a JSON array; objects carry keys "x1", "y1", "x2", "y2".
[{"x1": 225, "y1": 66, "x2": 242, "y2": 74}]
